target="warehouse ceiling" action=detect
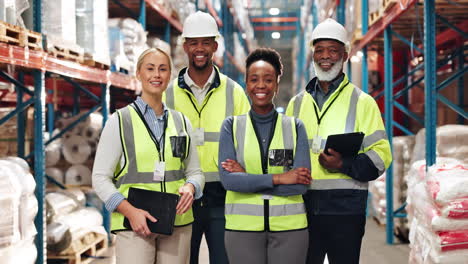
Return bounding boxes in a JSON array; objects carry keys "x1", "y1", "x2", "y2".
[{"x1": 246, "y1": 0, "x2": 303, "y2": 49}]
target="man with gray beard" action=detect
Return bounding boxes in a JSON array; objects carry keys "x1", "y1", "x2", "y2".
[{"x1": 286, "y1": 18, "x2": 392, "y2": 264}]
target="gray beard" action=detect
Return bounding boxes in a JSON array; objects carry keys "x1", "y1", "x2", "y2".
[{"x1": 313, "y1": 59, "x2": 343, "y2": 81}]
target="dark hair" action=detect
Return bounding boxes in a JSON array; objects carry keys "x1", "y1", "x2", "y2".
[{"x1": 246, "y1": 48, "x2": 283, "y2": 78}]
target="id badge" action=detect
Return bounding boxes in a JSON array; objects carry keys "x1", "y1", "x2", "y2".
[
  {"x1": 193, "y1": 128, "x2": 205, "y2": 146},
  {"x1": 268, "y1": 149, "x2": 293, "y2": 167},
  {"x1": 153, "y1": 161, "x2": 165, "y2": 182},
  {"x1": 261, "y1": 194, "x2": 273, "y2": 200},
  {"x1": 312, "y1": 135, "x2": 322, "y2": 154}
]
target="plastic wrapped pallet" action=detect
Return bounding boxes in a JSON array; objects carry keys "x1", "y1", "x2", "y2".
[
  {"x1": 0, "y1": 0, "x2": 28, "y2": 26},
  {"x1": 108, "y1": 17, "x2": 147, "y2": 74},
  {"x1": 108, "y1": 26, "x2": 132, "y2": 72},
  {"x1": 76, "y1": 0, "x2": 110, "y2": 65},
  {"x1": 46, "y1": 207, "x2": 104, "y2": 253},
  {"x1": 0, "y1": 160, "x2": 22, "y2": 248},
  {"x1": 370, "y1": 173, "x2": 387, "y2": 224},
  {"x1": 407, "y1": 159, "x2": 468, "y2": 263},
  {"x1": 169, "y1": 0, "x2": 195, "y2": 23},
  {"x1": 42, "y1": 0, "x2": 76, "y2": 46},
  {"x1": 0, "y1": 0, "x2": 16, "y2": 24},
  {"x1": 409, "y1": 218, "x2": 468, "y2": 264},
  {"x1": 0, "y1": 157, "x2": 37, "y2": 264},
  {"x1": 411, "y1": 125, "x2": 468, "y2": 165}
]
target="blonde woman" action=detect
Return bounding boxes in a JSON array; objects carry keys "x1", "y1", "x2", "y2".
[{"x1": 92, "y1": 48, "x2": 204, "y2": 264}]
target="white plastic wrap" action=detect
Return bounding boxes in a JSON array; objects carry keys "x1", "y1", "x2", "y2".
[
  {"x1": 108, "y1": 17, "x2": 147, "y2": 74},
  {"x1": 65, "y1": 164, "x2": 91, "y2": 185},
  {"x1": 47, "y1": 207, "x2": 104, "y2": 253},
  {"x1": 76, "y1": 0, "x2": 110, "y2": 64},
  {"x1": 409, "y1": 218, "x2": 468, "y2": 264},
  {"x1": 45, "y1": 138, "x2": 62, "y2": 167},
  {"x1": 0, "y1": 0, "x2": 16, "y2": 24},
  {"x1": 0, "y1": 238, "x2": 37, "y2": 264},
  {"x1": 436, "y1": 125, "x2": 468, "y2": 163},
  {"x1": 42, "y1": 0, "x2": 76, "y2": 46},
  {"x1": 426, "y1": 164, "x2": 468, "y2": 205},
  {"x1": 45, "y1": 192, "x2": 81, "y2": 222},
  {"x1": 408, "y1": 182, "x2": 468, "y2": 231}
]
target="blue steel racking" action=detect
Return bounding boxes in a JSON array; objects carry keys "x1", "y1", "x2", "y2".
[{"x1": 349, "y1": 0, "x2": 468, "y2": 244}]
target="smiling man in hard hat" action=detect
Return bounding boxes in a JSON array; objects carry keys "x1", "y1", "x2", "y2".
[
  {"x1": 164, "y1": 11, "x2": 250, "y2": 264},
  {"x1": 286, "y1": 18, "x2": 392, "y2": 264}
]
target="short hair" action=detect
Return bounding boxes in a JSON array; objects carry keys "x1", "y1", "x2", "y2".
[
  {"x1": 136, "y1": 48, "x2": 173, "y2": 73},
  {"x1": 246, "y1": 48, "x2": 283, "y2": 78}
]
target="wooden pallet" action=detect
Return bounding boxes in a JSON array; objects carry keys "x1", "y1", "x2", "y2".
[
  {"x1": 368, "y1": 9, "x2": 383, "y2": 27},
  {"x1": 0, "y1": 21, "x2": 42, "y2": 50},
  {"x1": 48, "y1": 232, "x2": 108, "y2": 264},
  {"x1": 351, "y1": 30, "x2": 363, "y2": 45},
  {"x1": 83, "y1": 54, "x2": 110, "y2": 70},
  {"x1": 47, "y1": 43, "x2": 85, "y2": 64}
]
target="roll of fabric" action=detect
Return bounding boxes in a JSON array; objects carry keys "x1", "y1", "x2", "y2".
[
  {"x1": 45, "y1": 192, "x2": 81, "y2": 223},
  {"x1": 65, "y1": 164, "x2": 91, "y2": 185},
  {"x1": 46, "y1": 167, "x2": 64, "y2": 185},
  {"x1": 45, "y1": 139, "x2": 62, "y2": 167},
  {"x1": 82, "y1": 114, "x2": 102, "y2": 144},
  {"x1": 62, "y1": 135, "x2": 91, "y2": 164}
]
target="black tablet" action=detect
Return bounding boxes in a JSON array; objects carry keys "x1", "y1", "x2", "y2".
[
  {"x1": 324, "y1": 132, "x2": 365, "y2": 157},
  {"x1": 124, "y1": 187, "x2": 179, "y2": 235}
]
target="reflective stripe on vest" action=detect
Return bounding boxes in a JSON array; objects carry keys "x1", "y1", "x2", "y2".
[
  {"x1": 111, "y1": 106, "x2": 193, "y2": 230},
  {"x1": 292, "y1": 77, "x2": 376, "y2": 190},
  {"x1": 166, "y1": 76, "x2": 236, "y2": 182},
  {"x1": 115, "y1": 107, "x2": 186, "y2": 188},
  {"x1": 166, "y1": 77, "x2": 235, "y2": 119},
  {"x1": 226, "y1": 113, "x2": 307, "y2": 232}
]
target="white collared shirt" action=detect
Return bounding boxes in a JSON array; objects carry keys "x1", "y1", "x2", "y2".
[{"x1": 183, "y1": 67, "x2": 216, "y2": 105}]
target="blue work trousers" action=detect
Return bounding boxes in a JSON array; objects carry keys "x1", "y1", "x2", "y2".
[{"x1": 190, "y1": 201, "x2": 228, "y2": 264}]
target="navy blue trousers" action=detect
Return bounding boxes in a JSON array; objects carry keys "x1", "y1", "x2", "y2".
[
  {"x1": 190, "y1": 202, "x2": 228, "y2": 264},
  {"x1": 305, "y1": 214, "x2": 366, "y2": 264}
]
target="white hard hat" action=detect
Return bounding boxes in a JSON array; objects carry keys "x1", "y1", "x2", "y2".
[
  {"x1": 310, "y1": 18, "x2": 349, "y2": 51},
  {"x1": 182, "y1": 11, "x2": 220, "y2": 39}
]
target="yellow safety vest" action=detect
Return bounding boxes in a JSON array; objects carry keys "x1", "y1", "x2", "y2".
[
  {"x1": 164, "y1": 67, "x2": 250, "y2": 182},
  {"x1": 286, "y1": 75, "x2": 392, "y2": 190},
  {"x1": 111, "y1": 105, "x2": 193, "y2": 231},
  {"x1": 225, "y1": 113, "x2": 307, "y2": 232}
]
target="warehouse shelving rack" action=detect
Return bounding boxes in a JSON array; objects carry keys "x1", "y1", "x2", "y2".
[
  {"x1": 349, "y1": 0, "x2": 468, "y2": 244},
  {"x1": 0, "y1": 1, "x2": 253, "y2": 263},
  {"x1": 204, "y1": 0, "x2": 251, "y2": 86}
]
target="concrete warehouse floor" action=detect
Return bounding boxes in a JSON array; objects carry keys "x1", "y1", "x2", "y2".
[{"x1": 89, "y1": 218, "x2": 410, "y2": 264}]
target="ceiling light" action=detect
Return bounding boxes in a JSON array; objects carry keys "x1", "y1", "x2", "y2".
[
  {"x1": 350, "y1": 55, "x2": 360, "y2": 63},
  {"x1": 241, "y1": 33, "x2": 246, "y2": 39},
  {"x1": 271, "y1": 32, "x2": 281, "y2": 39},
  {"x1": 269, "y1": 8, "x2": 280, "y2": 16}
]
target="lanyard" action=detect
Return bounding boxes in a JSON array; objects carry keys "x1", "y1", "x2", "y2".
[
  {"x1": 132, "y1": 103, "x2": 167, "y2": 161},
  {"x1": 312, "y1": 80, "x2": 350, "y2": 126}
]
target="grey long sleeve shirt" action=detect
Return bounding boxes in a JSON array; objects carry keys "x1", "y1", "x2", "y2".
[{"x1": 218, "y1": 109, "x2": 310, "y2": 196}]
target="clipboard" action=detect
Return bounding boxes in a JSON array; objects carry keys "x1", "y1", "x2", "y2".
[
  {"x1": 324, "y1": 132, "x2": 365, "y2": 157},
  {"x1": 123, "y1": 187, "x2": 179, "y2": 235}
]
